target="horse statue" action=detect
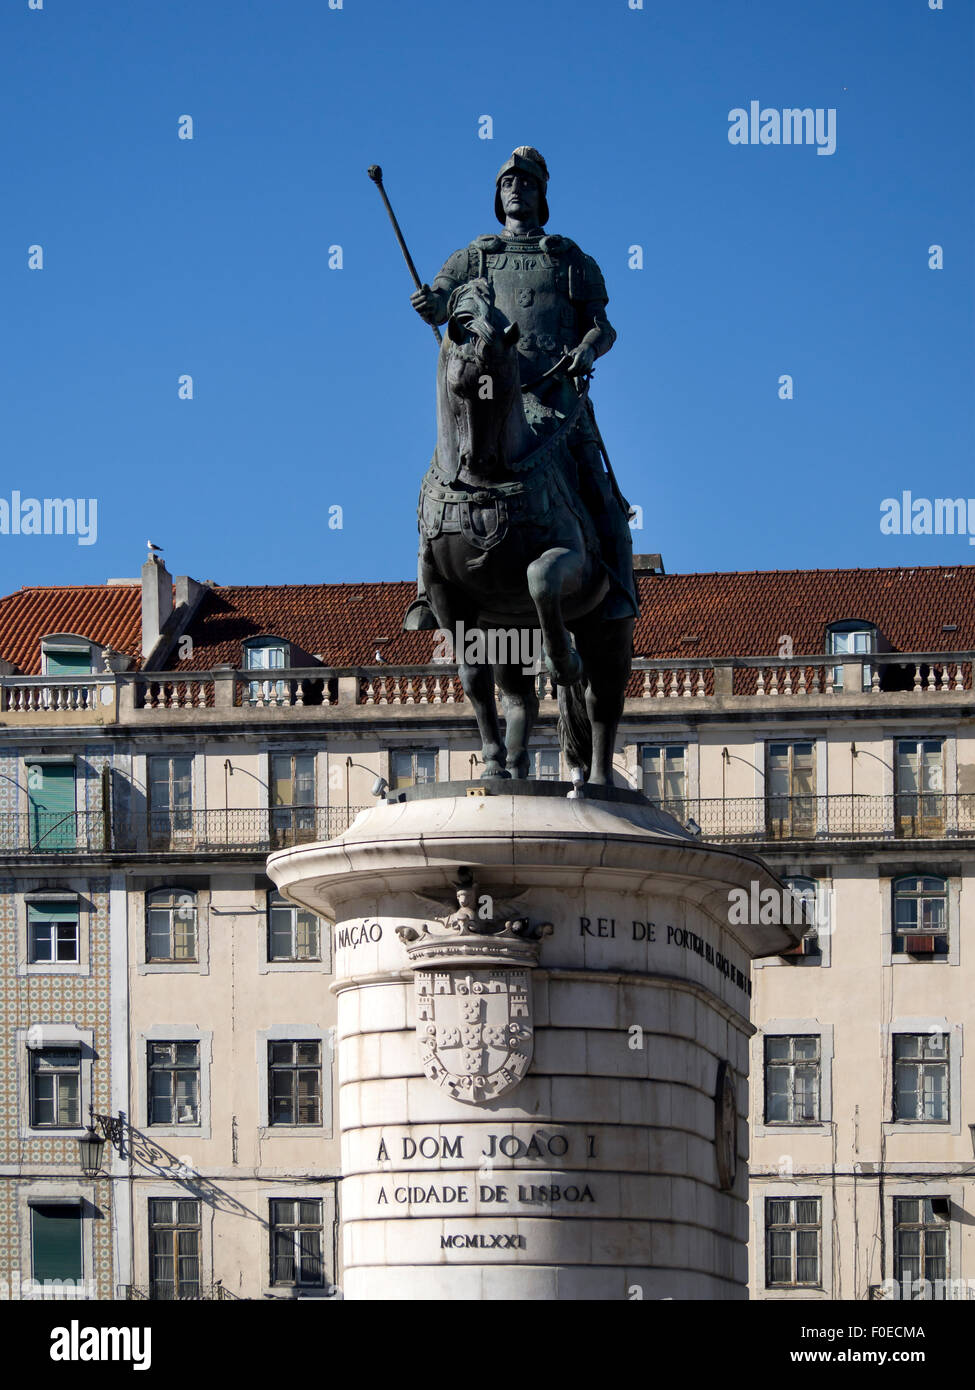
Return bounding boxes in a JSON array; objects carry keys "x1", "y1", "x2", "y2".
[{"x1": 412, "y1": 278, "x2": 635, "y2": 785}]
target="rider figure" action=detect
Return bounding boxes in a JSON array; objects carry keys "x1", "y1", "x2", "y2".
[{"x1": 404, "y1": 146, "x2": 638, "y2": 630}]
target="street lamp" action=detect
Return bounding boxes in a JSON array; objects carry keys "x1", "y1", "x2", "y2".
[
  {"x1": 77, "y1": 1108, "x2": 125, "y2": 1176},
  {"x1": 345, "y1": 757, "x2": 388, "y2": 823},
  {"x1": 78, "y1": 1122, "x2": 106, "y2": 1178}
]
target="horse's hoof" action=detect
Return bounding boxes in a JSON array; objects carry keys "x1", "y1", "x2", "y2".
[
  {"x1": 545, "y1": 648, "x2": 584, "y2": 686},
  {"x1": 509, "y1": 756, "x2": 530, "y2": 780},
  {"x1": 480, "y1": 763, "x2": 511, "y2": 779}
]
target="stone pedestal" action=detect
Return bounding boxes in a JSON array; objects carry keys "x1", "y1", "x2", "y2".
[{"x1": 268, "y1": 784, "x2": 795, "y2": 1301}]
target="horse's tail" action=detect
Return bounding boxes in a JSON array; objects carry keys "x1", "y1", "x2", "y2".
[{"x1": 557, "y1": 679, "x2": 591, "y2": 780}]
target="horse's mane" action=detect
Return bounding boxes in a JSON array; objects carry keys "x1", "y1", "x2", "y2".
[{"x1": 446, "y1": 278, "x2": 499, "y2": 346}]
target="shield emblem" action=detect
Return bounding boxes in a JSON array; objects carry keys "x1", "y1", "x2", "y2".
[{"x1": 415, "y1": 969, "x2": 534, "y2": 1103}]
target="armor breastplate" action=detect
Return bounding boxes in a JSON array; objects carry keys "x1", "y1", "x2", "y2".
[{"x1": 483, "y1": 241, "x2": 577, "y2": 374}]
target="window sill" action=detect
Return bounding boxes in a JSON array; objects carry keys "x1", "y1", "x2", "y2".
[
  {"x1": 262, "y1": 1285, "x2": 336, "y2": 1300},
  {"x1": 20, "y1": 963, "x2": 89, "y2": 977},
  {"x1": 754, "y1": 1123, "x2": 831, "y2": 1138},
  {"x1": 137, "y1": 962, "x2": 207, "y2": 975}
]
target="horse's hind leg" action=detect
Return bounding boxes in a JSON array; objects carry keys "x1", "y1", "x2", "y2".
[
  {"x1": 494, "y1": 660, "x2": 540, "y2": 780},
  {"x1": 572, "y1": 614, "x2": 635, "y2": 786}
]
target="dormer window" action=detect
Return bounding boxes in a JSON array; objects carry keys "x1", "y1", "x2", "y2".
[
  {"x1": 41, "y1": 637, "x2": 94, "y2": 677},
  {"x1": 243, "y1": 638, "x2": 290, "y2": 706},
  {"x1": 826, "y1": 622, "x2": 877, "y2": 691}
]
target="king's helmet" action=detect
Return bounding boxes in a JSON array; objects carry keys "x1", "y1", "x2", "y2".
[{"x1": 494, "y1": 146, "x2": 550, "y2": 227}]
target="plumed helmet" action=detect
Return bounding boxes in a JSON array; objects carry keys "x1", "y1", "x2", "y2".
[{"x1": 494, "y1": 146, "x2": 550, "y2": 226}]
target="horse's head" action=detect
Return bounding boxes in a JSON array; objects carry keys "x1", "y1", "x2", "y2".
[{"x1": 437, "y1": 279, "x2": 528, "y2": 480}]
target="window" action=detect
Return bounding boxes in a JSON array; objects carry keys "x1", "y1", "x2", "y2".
[
  {"x1": 893, "y1": 1198, "x2": 948, "y2": 1296},
  {"x1": 268, "y1": 1041, "x2": 322, "y2": 1126},
  {"x1": 31, "y1": 1204, "x2": 82, "y2": 1283},
  {"x1": 764, "y1": 1036, "x2": 820, "y2": 1124},
  {"x1": 779, "y1": 878, "x2": 821, "y2": 960},
  {"x1": 270, "y1": 752, "x2": 315, "y2": 847},
  {"x1": 766, "y1": 742, "x2": 816, "y2": 838},
  {"x1": 245, "y1": 640, "x2": 289, "y2": 705},
  {"x1": 530, "y1": 748, "x2": 560, "y2": 782},
  {"x1": 30, "y1": 1047, "x2": 82, "y2": 1127},
  {"x1": 892, "y1": 876, "x2": 947, "y2": 957},
  {"x1": 895, "y1": 740, "x2": 944, "y2": 837},
  {"x1": 148, "y1": 755, "x2": 193, "y2": 847},
  {"x1": 641, "y1": 745, "x2": 686, "y2": 817},
  {"x1": 26, "y1": 761, "x2": 76, "y2": 852},
  {"x1": 893, "y1": 1033, "x2": 949, "y2": 1122},
  {"x1": 28, "y1": 902, "x2": 80, "y2": 964},
  {"x1": 146, "y1": 888, "x2": 197, "y2": 963},
  {"x1": 389, "y1": 749, "x2": 436, "y2": 790},
  {"x1": 765, "y1": 1197, "x2": 821, "y2": 1287},
  {"x1": 148, "y1": 1043, "x2": 200, "y2": 1125},
  {"x1": 149, "y1": 1199, "x2": 201, "y2": 1300},
  {"x1": 269, "y1": 1200, "x2": 325, "y2": 1287},
  {"x1": 268, "y1": 891, "x2": 320, "y2": 961},
  {"x1": 42, "y1": 644, "x2": 93, "y2": 677},
  {"x1": 827, "y1": 623, "x2": 875, "y2": 691}
]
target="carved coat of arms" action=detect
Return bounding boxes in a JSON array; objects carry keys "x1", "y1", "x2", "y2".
[
  {"x1": 417, "y1": 969, "x2": 533, "y2": 1102},
  {"x1": 396, "y1": 868, "x2": 552, "y2": 1105}
]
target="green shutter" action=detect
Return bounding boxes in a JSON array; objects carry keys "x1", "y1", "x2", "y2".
[
  {"x1": 27, "y1": 762, "x2": 76, "y2": 851},
  {"x1": 44, "y1": 648, "x2": 92, "y2": 676},
  {"x1": 27, "y1": 900, "x2": 79, "y2": 922},
  {"x1": 31, "y1": 1204, "x2": 82, "y2": 1282}
]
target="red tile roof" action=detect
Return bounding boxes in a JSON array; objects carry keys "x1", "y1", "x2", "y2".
[
  {"x1": 0, "y1": 584, "x2": 143, "y2": 674},
  {"x1": 0, "y1": 565, "x2": 972, "y2": 674}
]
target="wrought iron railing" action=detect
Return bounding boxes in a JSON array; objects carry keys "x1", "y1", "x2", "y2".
[
  {"x1": 0, "y1": 807, "x2": 365, "y2": 855},
  {"x1": 123, "y1": 1282, "x2": 237, "y2": 1301},
  {"x1": 649, "y1": 793, "x2": 975, "y2": 842}
]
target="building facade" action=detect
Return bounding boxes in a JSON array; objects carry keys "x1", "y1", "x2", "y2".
[{"x1": 1, "y1": 553, "x2": 972, "y2": 1299}]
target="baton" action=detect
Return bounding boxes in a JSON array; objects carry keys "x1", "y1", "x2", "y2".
[{"x1": 367, "y1": 165, "x2": 442, "y2": 345}]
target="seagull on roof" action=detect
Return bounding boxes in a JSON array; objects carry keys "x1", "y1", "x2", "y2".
[
  {"x1": 374, "y1": 649, "x2": 384, "y2": 663},
  {"x1": 147, "y1": 540, "x2": 163, "y2": 555}
]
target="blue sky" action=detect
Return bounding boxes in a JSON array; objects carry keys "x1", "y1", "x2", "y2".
[{"x1": 1, "y1": 0, "x2": 972, "y2": 590}]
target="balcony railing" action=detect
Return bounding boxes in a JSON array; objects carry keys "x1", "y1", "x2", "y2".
[
  {"x1": 1, "y1": 649, "x2": 972, "y2": 722},
  {"x1": 122, "y1": 1282, "x2": 238, "y2": 1301},
  {"x1": 0, "y1": 807, "x2": 365, "y2": 856},
  {"x1": 650, "y1": 793, "x2": 975, "y2": 843},
  {"x1": 122, "y1": 806, "x2": 366, "y2": 854},
  {"x1": 0, "y1": 810, "x2": 110, "y2": 854}
]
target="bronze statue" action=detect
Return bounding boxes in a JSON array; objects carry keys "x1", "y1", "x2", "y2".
[{"x1": 401, "y1": 147, "x2": 638, "y2": 786}]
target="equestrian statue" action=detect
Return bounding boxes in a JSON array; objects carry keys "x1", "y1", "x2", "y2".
[{"x1": 384, "y1": 147, "x2": 638, "y2": 786}]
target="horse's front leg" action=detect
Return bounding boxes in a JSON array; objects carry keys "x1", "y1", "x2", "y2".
[
  {"x1": 527, "y1": 546, "x2": 585, "y2": 686},
  {"x1": 459, "y1": 657, "x2": 508, "y2": 777},
  {"x1": 495, "y1": 661, "x2": 540, "y2": 780}
]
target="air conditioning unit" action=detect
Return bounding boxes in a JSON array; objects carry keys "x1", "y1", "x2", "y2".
[
  {"x1": 903, "y1": 934, "x2": 937, "y2": 955},
  {"x1": 780, "y1": 932, "x2": 819, "y2": 960}
]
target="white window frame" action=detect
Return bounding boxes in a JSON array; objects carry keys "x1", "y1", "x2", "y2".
[
  {"x1": 884, "y1": 1184, "x2": 963, "y2": 1300},
  {"x1": 136, "y1": 884, "x2": 210, "y2": 975},
  {"x1": 135, "y1": 1186, "x2": 215, "y2": 1299},
  {"x1": 753, "y1": 1022, "x2": 834, "y2": 1138},
  {"x1": 751, "y1": 1182, "x2": 833, "y2": 1299},
  {"x1": 263, "y1": 1187, "x2": 338, "y2": 1298},
  {"x1": 882, "y1": 873, "x2": 956, "y2": 967},
  {"x1": 136, "y1": 1027, "x2": 213, "y2": 1140},
  {"x1": 16, "y1": 1025, "x2": 94, "y2": 1140},
  {"x1": 17, "y1": 888, "x2": 90, "y2": 978},
  {"x1": 259, "y1": 889, "x2": 331, "y2": 975},
  {"x1": 257, "y1": 1026, "x2": 333, "y2": 1139},
  {"x1": 884, "y1": 1018, "x2": 963, "y2": 1136}
]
